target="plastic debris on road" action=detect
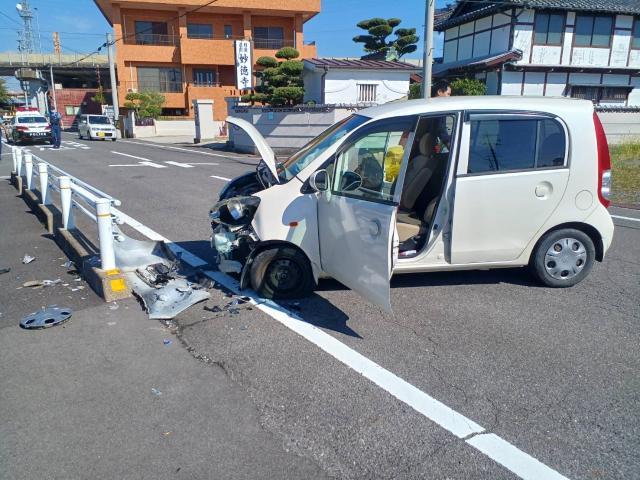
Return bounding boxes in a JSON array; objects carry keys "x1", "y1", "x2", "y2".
[
  {"x1": 62, "y1": 260, "x2": 74, "y2": 269},
  {"x1": 109, "y1": 302, "x2": 119, "y2": 310},
  {"x1": 151, "y1": 388, "x2": 162, "y2": 396},
  {"x1": 163, "y1": 339, "x2": 172, "y2": 345},
  {"x1": 22, "y1": 279, "x2": 62, "y2": 289},
  {"x1": 22, "y1": 255, "x2": 36, "y2": 264},
  {"x1": 0, "y1": 267, "x2": 10, "y2": 275},
  {"x1": 20, "y1": 306, "x2": 72, "y2": 329}
]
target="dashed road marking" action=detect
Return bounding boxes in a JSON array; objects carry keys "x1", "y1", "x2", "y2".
[
  {"x1": 210, "y1": 175, "x2": 231, "y2": 181},
  {"x1": 165, "y1": 161, "x2": 194, "y2": 168}
]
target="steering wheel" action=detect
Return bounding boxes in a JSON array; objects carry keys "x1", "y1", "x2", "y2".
[{"x1": 357, "y1": 153, "x2": 384, "y2": 191}]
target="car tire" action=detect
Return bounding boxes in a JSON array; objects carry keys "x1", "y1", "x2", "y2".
[
  {"x1": 250, "y1": 246, "x2": 315, "y2": 299},
  {"x1": 111, "y1": 138, "x2": 116, "y2": 142},
  {"x1": 529, "y1": 228, "x2": 595, "y2": 288},
  {"x1": 78, "y1": 132, "x2": 83, "y2": 139}
]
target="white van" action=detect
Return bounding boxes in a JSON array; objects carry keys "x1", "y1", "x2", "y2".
[
  {"x1": 78, "y1": 115, "x2": 117, "y2": 141},
  {"x1": 210, "y1": 97, "x2": 614, "y2": 310}
]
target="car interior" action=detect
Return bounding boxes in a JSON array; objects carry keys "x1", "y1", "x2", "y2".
[
  {"x1": 395, "y1": 114, "x2": 455, "y2": 256},
  {"x1": 328, "y1": 113, "x2": 456, "y2": 258}
]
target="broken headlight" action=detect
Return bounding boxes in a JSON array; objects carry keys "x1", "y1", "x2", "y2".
[{"x1": 209, "y1": 195, "x2": 261, "y2": 227}]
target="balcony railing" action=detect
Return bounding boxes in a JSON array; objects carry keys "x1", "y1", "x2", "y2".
[
  {"x1": 126, "y1": 34, "x2": 179, "y2": 46},
  {"x1": 183, "y1": 33, "x2": 245, "y2": 41},
  {"x1": 124, "y1": 81, "x2": 184, "y2": 93},
  {"x1": 253, "y1": 37, "x2": 295, "y2": 49},
  {"x1": 189, "y1": 81, "x2": 222, "y2": 88}
]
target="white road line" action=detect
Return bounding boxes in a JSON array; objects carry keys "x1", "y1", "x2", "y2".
[
  {"x1": 187, "y1": 162, "x2": 220, "y2": 166},
  {"x1": 118, "y1": 138, "x2": 249, "y2": 159},
  {"x1": 111, "y1": 210, "x2": 571, "y2": 480},
  {"x1": 139, "y1": 161, "x2": 167, "y2": 169},
  {"x1": 611, "y1": 214, "x2": 640, "y2": 223},
  {"x1": 211, "y1": 175, "x2": 232, "y2": 181},
  {"x1": 109, "y1": 164, "x2": 143, "y2": 167},
  {"x1": 165, "y1": 161, "x2": 194, "y2": 168},
  {"x1": 111, "y1": 151, "x2": 167, "y2": 168}
]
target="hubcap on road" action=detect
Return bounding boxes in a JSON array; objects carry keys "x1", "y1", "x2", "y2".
[{"x1": 544, "y1": 237, "x2": 587, "y2": 280}]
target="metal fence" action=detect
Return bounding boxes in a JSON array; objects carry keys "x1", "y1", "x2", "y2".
[{"x1": 11, "y1": 145, "x2": 121, "y2": 270}]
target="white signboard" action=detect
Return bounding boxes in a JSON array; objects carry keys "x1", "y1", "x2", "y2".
[
  {"x1": 234, "y1": 40, "x2": 252, "y2": 90},
  {"x1": 102, "y1": 104, "x2": 115, "y2": 121}
]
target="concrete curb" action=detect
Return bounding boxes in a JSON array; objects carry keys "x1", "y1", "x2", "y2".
[{"x1": 11, "y1": 171, "x2": 132, "y2": 303}]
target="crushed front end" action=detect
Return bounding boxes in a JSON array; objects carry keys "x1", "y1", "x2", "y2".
[{"x1": 209, "y1": 196, "x2": 261, "y2": 275}]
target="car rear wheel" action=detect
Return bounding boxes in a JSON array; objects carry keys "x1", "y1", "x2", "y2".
[
  {"x1": 250, "y1": 246, "x2": 314, "y2": 299},
  {"x1": 530, "y1": 228, "x2": 595, "y2": 288}
]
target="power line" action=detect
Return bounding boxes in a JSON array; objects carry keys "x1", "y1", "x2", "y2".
[{"x1": 0, "y1": 10, "x2": 22, "y2": 27}]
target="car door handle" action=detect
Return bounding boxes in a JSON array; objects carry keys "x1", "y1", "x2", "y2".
[
  {"x1": 369, "y1": 219, "x2": 381, "y2": 237},
  {"x1": 535, "y1": 182, "x2": 553, "y2": 199}
]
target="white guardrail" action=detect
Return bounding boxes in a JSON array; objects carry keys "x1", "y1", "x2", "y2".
[{"x1": 11, "y1": 144, "x2": 127, "y2": 272}]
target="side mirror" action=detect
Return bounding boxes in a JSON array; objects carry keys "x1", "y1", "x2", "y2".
[{"x1": 309, "y1": 169, "x2": 329, "y2": 192}]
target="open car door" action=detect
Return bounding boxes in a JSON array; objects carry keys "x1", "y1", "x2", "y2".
[{"x1": 316, "y1": 116, "x2": 416, "y2": 311}]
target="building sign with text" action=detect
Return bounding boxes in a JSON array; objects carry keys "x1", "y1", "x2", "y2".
[{"x1": 234, "y1": 40, "x2": 252, "y2": 90}]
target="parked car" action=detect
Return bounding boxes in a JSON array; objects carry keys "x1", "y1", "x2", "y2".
[
  {"x1": 210, "y1": 96, "x2": 614, "y2": 310},
  {"x1": 78, "y1": 114, "x2": 117, "y2": 141},
  {"x1": 9, "y1": 108, "x2": 51, "y2": 145}
]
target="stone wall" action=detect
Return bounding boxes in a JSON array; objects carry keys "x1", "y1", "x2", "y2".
[
  {"x1": 597, "y1": 110, "x2": 640, "y2": 145},
  {"x1": 226, "y1": 104, "x2": 361, "y2": 154}
]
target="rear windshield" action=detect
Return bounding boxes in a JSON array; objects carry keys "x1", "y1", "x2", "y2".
[
  {"x1": 89, "y1": 116, "x2": 111, "y2": 125},
  {"x1": 18, "y1": 116, "x2": 48, "y2": 124}
]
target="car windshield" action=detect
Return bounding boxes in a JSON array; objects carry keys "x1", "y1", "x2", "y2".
[
  {"x1": 278, "y1": 114, "x2": 370, "y2": 182},
  {"x1": 18, "y1": 116, "x2": 48, "y2": 124},
  {"x1": 89, "y1": 116, "x2": 111, "y2": 125}
]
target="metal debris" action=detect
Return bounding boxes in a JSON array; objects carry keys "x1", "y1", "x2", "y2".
[
  {"x1": 62, "y1": 260, "x2": 74, "y2": 269},
  {"x1": 22, "y1": 254, "x2": 36, "y2": 264},
  {"x1": 20, "y1": 307, "x2": 72, "y2": 329},
  {"x1": 151, "y1": 388, "x2": 162, "y2": 396},
  {"x1": 109, "y1": 302, "x2": 119, "y2": 310},
  {"x1": 22, "y1": 279, "x2": 62, "y2": 289}
]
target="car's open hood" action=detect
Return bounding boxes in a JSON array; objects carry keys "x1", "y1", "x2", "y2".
[{"x1": 226, "y1": 116, "x2": 278, "y2": 182}]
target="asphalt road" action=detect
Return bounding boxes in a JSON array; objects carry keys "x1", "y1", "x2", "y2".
[{"x1": 16, "y1": 132, "x2": 640, "y2": 479}]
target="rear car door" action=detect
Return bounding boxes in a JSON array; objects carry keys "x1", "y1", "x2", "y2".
[
  {"x1": 451, "y1": 112, "x2": 570, "y2": 264},
  {"x1": 317, "y1": 116, "x2": 416, "y2": 311}
]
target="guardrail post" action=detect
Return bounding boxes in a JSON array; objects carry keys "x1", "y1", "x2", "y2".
[
  {"x1": 38, "y1": 163, "x2": 50, "y2": 205},
  {"x1": 59, "y1": 176, "x2": 75, "y2": 229},
  {"x1": 16, "y1": 149, "x2": 23, "y2": 177},
  {"x1": 95, "y1": 198, "x2": 116, "y2": 271},
  {"x1": 24, "y1": 153, "x2": 33, "y2": 190},
  {"x1": 11, "y1": 147, "x2": 17, "y2": 173}
]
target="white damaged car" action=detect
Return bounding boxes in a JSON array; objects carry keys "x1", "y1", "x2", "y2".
[{"x1": 210, "y1": 96, "x2": 614, "y2": 310}]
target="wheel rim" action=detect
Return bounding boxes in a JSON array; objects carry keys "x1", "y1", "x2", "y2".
[
  {"x1": 544, "y1": 237, "x2": 587, "y2": 280},
  {"x1": 265, "y1": 258, "x2": 302, "y2": 293}
]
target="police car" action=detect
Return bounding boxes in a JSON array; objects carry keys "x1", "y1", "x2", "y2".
[{"x1": 9, "y1": 108, "x2": 52, "y2": 145}]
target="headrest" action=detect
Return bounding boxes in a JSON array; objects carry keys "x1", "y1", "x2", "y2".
[{"x1": 419, "y1": 133, "x2": 432, "y2": 156}]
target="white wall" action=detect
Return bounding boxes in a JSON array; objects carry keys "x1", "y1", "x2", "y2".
[
  {"x1": 442, "y1": 12, "x2": 512, "y2": 63},
  {"x1": 319, "y1": 70, "x2": 410, "y2": 105}
]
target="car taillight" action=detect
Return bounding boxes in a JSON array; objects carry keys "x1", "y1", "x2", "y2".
[
  {"x1": 593, "y1": 112, "x2": 611, "y2": 208},
  {"x1": 15, "y1": 126, "x2": 28, "y2": 132}
]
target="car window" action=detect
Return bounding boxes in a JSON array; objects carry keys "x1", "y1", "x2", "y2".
[
  {"x1": 89, "y1": 116, "x2": 111, "y2": 125},
  {"x1": 18, "y1": 116, "x2": 48, "y2": 124},
  {"x1": 329, "y1": 117, "x2": 415, "y2": 203},
  {"x1": 468, "y1": 117, "x2": 566, "y2": 174},
  {"x1": 278, "y1": 114, "x2": 370, "y2": 182}
]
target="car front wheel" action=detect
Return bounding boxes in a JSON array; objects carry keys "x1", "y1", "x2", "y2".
[
  {"x1": 530, "y1": 228, "x2": 595, "y2": 288},
  {"x1": 250, "y1": 246, "x2": 315, "y2": 299}
]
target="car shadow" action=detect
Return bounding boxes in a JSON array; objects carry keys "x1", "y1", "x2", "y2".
[{"x1": 390, "y1": 267, "x2": 540, "y2": 289}]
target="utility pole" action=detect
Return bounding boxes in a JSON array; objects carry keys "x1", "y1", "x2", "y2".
[
  {"x1": 106, "y1": 33, "x2": 120, "y2": 124},
  {"x1": 49, "y1": 64, "x2": 57, "y2": 111},
  {"x1": 421, "y1": 0, "x2": 435, "y2": 99}
]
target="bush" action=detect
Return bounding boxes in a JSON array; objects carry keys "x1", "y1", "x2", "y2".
[
  {"x1": 247, "y1": 47, "x2": 305, "y2": 106},
  {"x1": 610, "y1": 141, "x2": 640, "y2": 206},
  {"x1": 408, "y1": 83, "x2": 422, "y2": 99},
  {"x1": 124, "y1": 91, "x2": 165, "y2": 119},
  {"x1": 275, "y1": 47, "x2": 300, "y2": 60},
  {"x1": 450, "y1": 78, "x2": 486, "y2": 96}
]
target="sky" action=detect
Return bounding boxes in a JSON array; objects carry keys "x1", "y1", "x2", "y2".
[{"x1": 0, "y1": 0, "x2": 448, "y2": 60}]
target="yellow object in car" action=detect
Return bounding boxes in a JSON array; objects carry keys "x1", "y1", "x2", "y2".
[{"x1": 384, "y1": 145, "x2": 404, "y2": 182}]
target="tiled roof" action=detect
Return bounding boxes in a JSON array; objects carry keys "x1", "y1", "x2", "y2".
[
  {"x1": 304, "y1": 58, "x2": 420, "y2": 71},
  {"x1": 436, "y1": 0, "x2": 640, "y2": 30},
  {"x1": 433, "y1": 49, "x2": 523, "y2": 77}
]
